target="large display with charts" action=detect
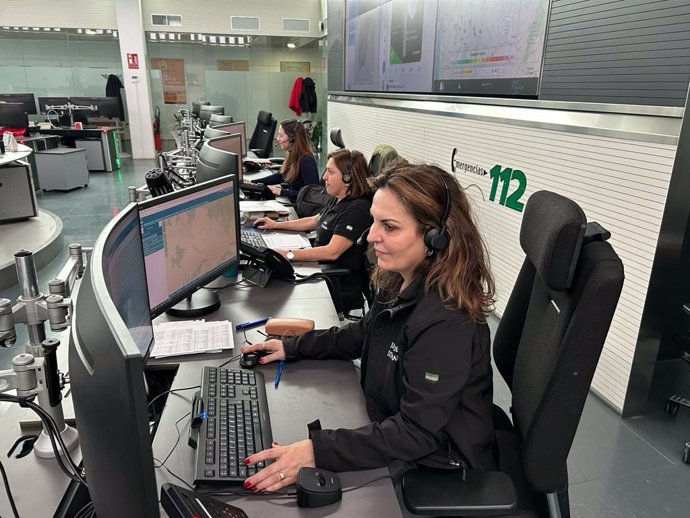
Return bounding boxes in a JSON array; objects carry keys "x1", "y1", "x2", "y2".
[{"x1": 344, "y1": 0, "x2": 549, "y2": 97}]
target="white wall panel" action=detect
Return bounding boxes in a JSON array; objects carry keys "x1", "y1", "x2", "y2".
[
  {"x1": 2, "y1": 0, "x2": 116, "y2": 28},
  {"x1": 329, "y1": 100, "x2": 678, "y2": 413}
]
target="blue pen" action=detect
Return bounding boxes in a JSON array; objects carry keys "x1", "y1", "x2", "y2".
[
  {"x1": 274, "y1": 360, "x2": 285, "y2": 389},
  {"x1": 235, "y1": 317, "x2": 270, "y2": 331}
]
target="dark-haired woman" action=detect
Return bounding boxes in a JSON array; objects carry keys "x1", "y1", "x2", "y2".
[
  {"x1": 242, "y1": 162, "x2": 496, "y2": 492},
  {"x1": 255, "y1": 119, "x2": 319, "y2": 202},
  {"x1": 253, "y1": 148, "x2": 372, "y2": 291}
]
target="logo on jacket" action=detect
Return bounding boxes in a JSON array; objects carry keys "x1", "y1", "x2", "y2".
[{"x1": 387, "y1": 342, "x2": 398, "y2": 362}]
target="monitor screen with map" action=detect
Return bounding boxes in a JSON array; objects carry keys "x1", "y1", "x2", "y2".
[
  {"x1": 344, "y1": 0, "x2": 549, "y2": 97},
  {"x1": 138, "y1": 175, "x2": 240, "y2": 317}
]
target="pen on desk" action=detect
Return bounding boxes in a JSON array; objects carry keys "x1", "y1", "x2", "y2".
[
  {"x1": 274, "y1": 360, "x2": 285, "y2": 389},
  {"x1": 235, "y1": 317, "x2": 270, "y2": 331}
]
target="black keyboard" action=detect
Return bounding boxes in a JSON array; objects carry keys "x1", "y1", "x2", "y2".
[
  {"x1": 241, "y1": 229, "x2": 268, "y2": 249},
  {"x1": 194, "y1": 367, "x2": 273, "y2": 485}
]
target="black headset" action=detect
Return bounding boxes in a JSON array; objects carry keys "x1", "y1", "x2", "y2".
[
  {"x1": 284, "y1": 122, "x2": 297, "y2": 143},
  {"x1": 342, "y1": 150, "x2": 353, "y2": 184},
  {"x1": 423, "y1": 174, "x2": 451, "y2": 252}
]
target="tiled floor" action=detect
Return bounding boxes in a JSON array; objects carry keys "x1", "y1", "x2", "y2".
[{"x1": 1, "y1": 158, "x2": 690, "y2": 516}]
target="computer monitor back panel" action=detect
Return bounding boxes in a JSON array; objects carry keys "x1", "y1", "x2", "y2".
[
  {"x1": 138, "y1": 175, "x2": 240, "y2": 317},
  {"x1": 70, "y1": 96, "x2": 120, "y2": 119},
  {"x1": 0, "y1": 104, "x2": 29, "y2": 129},
  {"x1": 199, "y1": 140, "x2": 242, "y2": 182},
  {"x1": 68, "y1": 203, "x2": 159, "y2": 517},
  {"x1": 37, "y1": 96, "x2": 70, "y2": 114},
  {"x1": 213, "y1": 121, "x2": 247, "y2": 157}
]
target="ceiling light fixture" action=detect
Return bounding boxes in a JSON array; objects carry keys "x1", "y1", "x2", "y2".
[{"x1": 287, "y1": 42, "x2": 296, "y2": 49}]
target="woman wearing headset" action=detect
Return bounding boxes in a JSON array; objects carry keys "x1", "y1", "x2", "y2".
[
  {"x1": 252, "y1": 148, "x2": 372, "y2": 292},
  {"x1": 254, "y1": 119, "x2": 319, "y2": 202},
  {"x1": 242, "y1": 162, "x2": 496, "y2": 492}
]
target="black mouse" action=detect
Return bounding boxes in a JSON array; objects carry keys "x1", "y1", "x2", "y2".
[{"x1": 240, "y1": 352, "x2": 261, "y2": 369}]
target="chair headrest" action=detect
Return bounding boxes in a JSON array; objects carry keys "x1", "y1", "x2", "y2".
[
  {"x1": 520, "y1": 191, "x2": 586, "y2": 291},
  {"x1": 257, "y1": 110, "x2": 273, "y2": 125},
  {"x1": 330, "y1": 128, "x2": 345, "y2": 149}
]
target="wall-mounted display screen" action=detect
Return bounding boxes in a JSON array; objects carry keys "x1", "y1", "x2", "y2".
[{"x1": 344, "y1": 0, "x2": 549, "y2": 97}]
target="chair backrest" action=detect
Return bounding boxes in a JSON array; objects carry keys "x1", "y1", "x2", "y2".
[
  {"x1": 191, "y1": 100, "x2": 210, "y2": 118},
  {"x1": 248, "y1": 110, "x2": 277, "y2": 158},
  {"x1": 368, "y1": 144, "x2": 400, "y2": 176},
  {"x1": 492, "y1": 191, "x2": 624, "y2": 499}
]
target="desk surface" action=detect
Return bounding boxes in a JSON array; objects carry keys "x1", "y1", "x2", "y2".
[
  {"x1": 0, "y1": 267, "x2": 403, "y2": 517},
  {"x1": 0, "y1": 143, "x2": 31, "y2": 166}
]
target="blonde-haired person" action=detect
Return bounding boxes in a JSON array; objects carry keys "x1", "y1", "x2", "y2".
[
  {"x1": 254, "y1": 119, "x2": 319, "y2": 202},
  {"x1": 242, "y1": 162, "x2": 496, "y2": 492},
  {"x1": 253, "y1": 148, "x2": 373, "y2": 293}
]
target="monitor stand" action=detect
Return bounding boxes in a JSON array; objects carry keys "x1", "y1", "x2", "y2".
[{"x1": 166, "y1": 291, "x2": 221, "y2": 318}]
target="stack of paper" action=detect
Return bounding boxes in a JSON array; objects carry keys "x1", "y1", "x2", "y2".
[
  {"x1": 240, "y1": 200, "x2": 291, "y2": 221},
  {"x1": 151, "y1": 320, "x2": 234, "y2": 358}
]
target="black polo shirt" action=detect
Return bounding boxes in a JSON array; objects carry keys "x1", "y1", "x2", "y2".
[{"x1": 315, "y1": 196, "x2": 372, "y2": 286}]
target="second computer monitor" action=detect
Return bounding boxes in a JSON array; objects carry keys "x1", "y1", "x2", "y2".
[
  {"x1": 138, "y1": 175, "x2": 240, "y2": 318},
  {"x1": 211, "y1": 121, "x2": 246, "y2": 157},
  {"x1": 0, "y1": 103, "x2": 29, "y2": 130},
  {"x1": 37, "y1": 96, "x2": 70, "y2": 114},
  {"x1": 70, "y1": 96, "x2": 120, "y2": 119}
]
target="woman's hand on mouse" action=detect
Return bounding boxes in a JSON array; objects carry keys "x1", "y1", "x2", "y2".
[
  {"x1": 253, "y1": 217, "x2": 278, "y2": 230},
  {"x1": 241, "y1": 339, "x2": 285, "y2": 364},
  {"x1": 243, "y1": 439, "x2": 316, "y2": 492},
  {"x1": 268, "y1": 184, "x2": 282, "y2": 196}
]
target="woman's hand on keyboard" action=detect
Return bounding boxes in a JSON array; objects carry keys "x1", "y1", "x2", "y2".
[
  {"x1": 243, "y1": 439, "x2": 316, "y2": 492},
  {"x1": 241, "y1": 339, "x2": 284, "y2": 363},
  {"x1": 253, "y1": 216, "x2": 278, "y2": 230}
]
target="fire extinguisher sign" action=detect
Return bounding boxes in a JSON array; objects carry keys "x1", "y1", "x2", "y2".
[{"x1": 127, "y1": 53, "x2": 139, "y2": 69}]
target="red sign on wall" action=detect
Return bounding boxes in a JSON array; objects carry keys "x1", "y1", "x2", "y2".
[{"x1": 127, "y1": 53, "x2": 139, "y2": 69}]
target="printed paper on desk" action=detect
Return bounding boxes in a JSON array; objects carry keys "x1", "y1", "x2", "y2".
[
  {"x1": 151, "y1": 320, "x2": 234, "y2": 358},
  {"x1": 261, "y1": 232, "x2": 311, "y2": 250},
  {"x1": 240, "y1": 200, "x2": 291, "y2": 214}
]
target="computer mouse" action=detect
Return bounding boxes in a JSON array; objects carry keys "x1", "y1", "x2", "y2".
[{"x1": 239, "y1": 352, "x2": 261, "y2": 369}]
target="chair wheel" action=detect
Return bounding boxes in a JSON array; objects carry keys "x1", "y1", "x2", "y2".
[{"x1": 683, "y1": 443, "x2": 690, "y2": 464}]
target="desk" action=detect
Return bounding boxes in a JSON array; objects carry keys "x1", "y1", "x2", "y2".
[
  {"x1": 0, "y1": 267, "x2": 402, "y2": 517},
  {"x1": 0, "y1": 144, "x2": 38, "y2": 222},
  {"x1": 38, "y1": 127, "x2": 119, "y2": 172}
]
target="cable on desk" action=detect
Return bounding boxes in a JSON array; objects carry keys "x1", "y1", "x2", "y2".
[
  {"x1": 153, "y1": 411, "x2": 190, "y2": 472},
  {"x1": 341, "y1": 474, "x2": 393, "y2": 493},
  {"x1": 73, "y1": 500, "x2": 95, "y2": 518},
  {"x1": 0, "y1": 394, "x2": 85, "y2": 486},
  {"x1": 218, "y1": 352, "x2": 243, "y2": 370},
  {"x1": 0, "y1": 457, "x2": 20, "y2": 518},
  {"x1": 148, "y1": 385, "x2": 200, "y2": 440}
]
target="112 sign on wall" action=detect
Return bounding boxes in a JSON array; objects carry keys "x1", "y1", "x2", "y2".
[{"x1": 488, "y1": 165, "x2": 527, "y2": 212}]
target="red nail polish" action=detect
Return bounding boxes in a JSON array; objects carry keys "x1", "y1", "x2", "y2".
[
  {"x1": 251, "y1": 486, "x2": 258, "y2": 492},
  {"x1": 243, "y1": 457, "x2": 251, "y2": 465},
  {"x1": 243, "y1": 480, "x2": 251, "y2": 488}
]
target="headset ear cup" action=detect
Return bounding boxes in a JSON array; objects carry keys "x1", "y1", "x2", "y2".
[
  {"x1": 424, "y1": 228, "x2": 448, "y2": 252},
  {"x1": 342, "y1": 173, "x2": 351, "y2": 183}
]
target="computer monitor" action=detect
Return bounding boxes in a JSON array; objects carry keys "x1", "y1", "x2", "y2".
[
  {"x1": 37, "y1": 96, "x2": 70, "y2": 114},
  {"x1": 191, "y1": 100, "x2": 211, "y2": 117},
  {"x1": 198, "y1": 105, "x2": 225, "y2": 123},
  {"x1": 0, "y1": 103, "x2": 29, "y2": 130},
  {"x1": 0, "y1": 93, "x2": 37, "y2": 114},
  {"x1": 209, "y1": 113, "x2": 234, "y2": 125},
  {"x1": 138, "y1": 175, "x2": 240, "y2": 318},
  {"x1": 198, "y1": 137, "x2": 243, "y2": 182},
  {"x1": 203, "y1": 125, "x2": 231, "y2": 140},
  {"x1": 68, "y1": 203, "x2": 159, "y2": 517},
  {"x1": 211, "y1": 121, "x2": 247, "y2": 157},
  {"x1": 70, "y1": 96, "x2": 120, "y2": 119}
]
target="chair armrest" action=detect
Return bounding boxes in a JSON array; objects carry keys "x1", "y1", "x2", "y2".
[
  {"x1": 402, "y1": 468, "x2": 517, "y2": 516},
  {"x1": 318, "y1": 264, "x2": 351, "y2": 277}
]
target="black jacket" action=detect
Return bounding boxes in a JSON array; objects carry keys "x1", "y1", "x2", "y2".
[
  {"x1": 299, "y1": 77, "x2": 317, "y2": 114},
  {"x1": 283, "y1": 277, "x2": 495, "y2": 472}
]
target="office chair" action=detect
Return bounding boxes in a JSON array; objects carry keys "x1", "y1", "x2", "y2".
[
  {"x1": 209, "y1": 113, "x2": 234, "y2": 125},
  {"x1": 329, "y1": 127, "x2": 345, "y2": 149},
  {"x1": 191, "y1": 100, "x2": 210, "y2": 118},
  {"x1": 320, "y1": 254, "x2": 373, "y2": 321},
  {"x1": 402, "y1": 190, "x2": 625, "y2": 518},
  {"x1": 248, "y1": 110, "x2": 277, "y2": 158}
]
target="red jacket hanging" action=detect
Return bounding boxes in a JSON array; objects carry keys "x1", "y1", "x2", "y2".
[{"x1": 289, "y1": 77, "x2": 304, "y2": 115}]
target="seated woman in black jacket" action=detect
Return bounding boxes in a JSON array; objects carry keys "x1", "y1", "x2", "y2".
[
  {"x1": 242, "y1": 162, "x2": 496, "y2": 492},
  {"x1": 254, "y1": 119, "x2": 319, "y2": 202},
  {"x1": 252, "y1": 148, "x2": 372, "y2": 293}
]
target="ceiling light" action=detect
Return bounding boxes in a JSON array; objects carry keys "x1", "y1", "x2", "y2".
[{"x1": 287, "y1": 42, "x2": 296, "y2": 49}]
